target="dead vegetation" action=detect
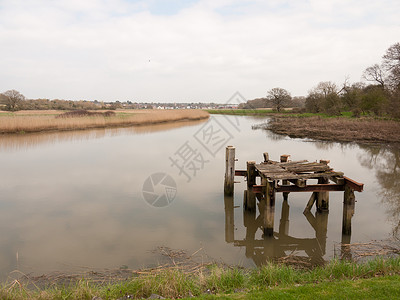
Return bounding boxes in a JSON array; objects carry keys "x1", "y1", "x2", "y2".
[
  {"x1": 264, "y1": 116, "x2": 400, "y2": 144},
  {"x1": 0, "y1": 109, "x2": 209, "y2": 134}
]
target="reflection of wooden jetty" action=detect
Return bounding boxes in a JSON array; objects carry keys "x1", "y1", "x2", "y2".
[
  {"x1": 225, "y1": 195, "x2": 329, "y2": 266},
  {"x1": 224, "y1": 146, "x2": 364, "y2": 237}
]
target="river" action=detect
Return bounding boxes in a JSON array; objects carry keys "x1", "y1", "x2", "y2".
[{"x1": 0, "y1": 115, "x2": 399, "y2": 280}]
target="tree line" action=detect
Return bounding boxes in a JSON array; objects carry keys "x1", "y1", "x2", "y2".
[
  {"x1": 0, "y1": 92, "x2": 124, "y2": 111},
  {"x1": 242, "y1": 42, "x2": 400, "y2": 118}
]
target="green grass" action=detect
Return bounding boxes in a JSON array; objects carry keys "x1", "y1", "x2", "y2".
[
  {"x1": 2, "y1": 258, "x2": 400, "y2": 299},
  {"x1": 202, "y1": 275, "x2": 400, "y2": 300}
]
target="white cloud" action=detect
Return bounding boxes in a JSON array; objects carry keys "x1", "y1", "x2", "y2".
[{"x1": 0, "y1": 0, "x2": 399, "y2": 102}]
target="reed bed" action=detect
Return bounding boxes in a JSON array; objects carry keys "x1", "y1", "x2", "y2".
[
  {"x1": 0, "y1": 110, "x2": 209, "y2": 134},
  {"x1": 265, "y1": 116, "x2": 400, "y2": 144}
]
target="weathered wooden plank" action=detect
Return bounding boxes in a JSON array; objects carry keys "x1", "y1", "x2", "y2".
[{"x1": 255, "y1": 168, "x2": 345, "y2": 181}]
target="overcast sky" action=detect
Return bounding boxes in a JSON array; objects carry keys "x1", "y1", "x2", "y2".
[{"x1": 0, "y1": 0, "x2": 399, "y2": 103}]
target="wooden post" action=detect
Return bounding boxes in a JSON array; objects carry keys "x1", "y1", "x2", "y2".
[
  {"x1": 315, "y1": 211, "x2": 328, "y2": 255},
  {"x1": 279, "y1": 197, "x2": 289, "y2": 236},
  {"x1": 246, "y1": 161, "x2": 256, "y2": 211},
  {"x1": 342, "y1": 184, "x2": 355, "y2": 235},
  {"x1": 316, "y1": 177, "x2": 329, "y2": 212},
  {"x1": 224, "y1": 146, "x2": 235, "y2": 196},
  {"x1": 264, "y1": 180, "x2": 275, "y2": 237},
  {"x1": 280, "y1": 154, "x2": 290, "y2": 201},
  {"x1": 224, "y1": 195, "x2": 234, "y2": 243}
]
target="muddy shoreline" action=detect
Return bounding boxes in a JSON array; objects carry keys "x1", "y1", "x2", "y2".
[{"x1": 261, "y1": 116, "x2": 400, "y2": 146}]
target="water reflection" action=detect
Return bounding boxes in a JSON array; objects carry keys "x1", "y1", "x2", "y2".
[
  {"x1": 357, "y1": 145, "x2": 400, "y2": 236},
  {"x1": 0, "y1": 119, "x2": 207, "y2": 152},
  {"x1": 0, "y1": 115, "x2": 398, "y2": 279},
  {"x1": 225, "y1": 195, "x2": 329, "y2": 266}
]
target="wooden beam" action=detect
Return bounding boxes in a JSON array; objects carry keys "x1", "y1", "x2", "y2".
[
  {"x1": 252, "y1": 184, "x2": 345, "y2": 193},
  {"x1": 288, "y1": 178, "x2": 306, "y2": 187},
  {"x1": 235, "y1": 170, "x2": 247, "y2": 177},
  {"x1": 343, "y1": 176, "x2": 364, "y2": 192},
  {"x1": 276, "y1": 184, "x2": 345, "y2": 193}
]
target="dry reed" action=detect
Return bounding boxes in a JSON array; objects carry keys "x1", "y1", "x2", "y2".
[
  {"x1": 0, "y1": 109, "x2": 209, "y2": 134},
  {"x1": 267, "y1": 116, "x2": 400, "y2": 144}
]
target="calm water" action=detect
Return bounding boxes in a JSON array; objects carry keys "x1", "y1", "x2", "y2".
[{"x1": 0, "y1": 115, "x2": 399, "y2": 279}]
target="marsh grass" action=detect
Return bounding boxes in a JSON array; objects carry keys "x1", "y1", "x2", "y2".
[
  {"x1": 2, "y1": 257, "x2": 400, "y2": 299},
  {"x1": 0, "y1": 110, "x2": 209, "y2": 134}
]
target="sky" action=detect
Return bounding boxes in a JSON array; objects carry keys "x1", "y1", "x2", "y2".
[{"x1": 0, "y1": 0, "x2": 399, "y2": 103}]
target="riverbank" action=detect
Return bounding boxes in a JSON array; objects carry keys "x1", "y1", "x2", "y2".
[
  {"x1": 2, "y1": 257, "x2": 400, "y2": 299},
  {"x1": 0, "y1": 109, "x2": 209, "y2": 134},
  {"x1": 208, "y1": 109, "x2": 400, "y2": 144},
  {"x1": 262, "y1": 116, "x2": 400, "y2": 145}
]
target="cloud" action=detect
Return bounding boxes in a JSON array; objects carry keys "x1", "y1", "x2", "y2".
[{"x1": 0, "y1": 0, "x2": 399, "y2": 101}]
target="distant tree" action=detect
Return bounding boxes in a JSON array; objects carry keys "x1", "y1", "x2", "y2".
[
  {"x1": 362, "y1": 64, "x2": 386, "y2": 87},
  {"x1": 341, "y1": 82, "x2": 365, "y2": 115},
  {"x1": 383, "y1": 42, "x2": 400, "y2": 90},
  {"x1": 266, "y1": 87, "x2": 292, "y2": 112},
  {"x1": 360, "y1": 85, "x2": 388, "y2": 115},
  {"x1": 305, "y1": 81, "x2": 341, "y2": 114},
  {"x1": 2, "y1": 89, "x2": 25, "y2": 111}
]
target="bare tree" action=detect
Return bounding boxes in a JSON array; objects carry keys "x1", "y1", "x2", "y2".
[
  {"x1": 362, "y1": 64, "x2": 386, "y2": 87},
  {"x1": 383, "y1": 42, "x2": 400, "y2": 89},
  {"x1": 2, "y1": 90, "x2": 25, "y2": 111},
  {"x1": 266, "y1": 87, "x2": 292, "y2": 112}
]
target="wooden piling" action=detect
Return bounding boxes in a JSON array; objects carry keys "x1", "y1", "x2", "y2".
[
  {"x1": 224, "y1": 195, "x2": 234, "y2": 243},
  {"x1": 342, "y1": 184, "x2": 355, "y2": 235},
  {"x1": 263, "y1": 152, "x2": 269, "y2": 162},
  {"x1": 224, "y1": 146, "x2": 236, "y2": 196},
  {"x1": 264, "y1": 180, "x2": 276, "y2": 237},
  {"x1": 246, "y1": 161, "x2": 257, "y2": 211},
  {"x1": 316, "y1": 177, "x2": 329, "y2": 212},
  {"x1": 279, "y1": 198, "x2": 290, "y2": 235},
  {"x1": 280, "y1": 154, "x2": 290, "y2": 201}
]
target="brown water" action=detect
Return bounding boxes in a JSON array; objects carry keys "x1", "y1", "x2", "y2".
[{"x1": 0, "y1": 115, "x2": 399, "y2": 279}]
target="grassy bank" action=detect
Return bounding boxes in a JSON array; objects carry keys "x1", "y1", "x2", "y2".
[
  {"x1": 265, "y1": 116, "x2": 400, "y2": 144},
  {"x1": 206, "y1": 109, "x2": 275, "y2": 115},
  {"x1": 2, "y1": 257, "x2": 400, "y2": 299},
  {"x1": 0, "y1": 110, "x2": 209, "y2": 134}
]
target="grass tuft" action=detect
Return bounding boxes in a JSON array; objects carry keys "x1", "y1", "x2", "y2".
[{"x1": 1, "y1": 257, "x2": 400, "y2": 299}]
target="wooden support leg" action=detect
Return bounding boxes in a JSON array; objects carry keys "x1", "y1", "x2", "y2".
[
  {"x1": 315, "y1": 211, "x2": 328, "y2": 255},
  {"x1": 317, "y1": 177, "x2": 329, "y2": 212},
  {"x1": 224, "y1": 146, "x2": 236, "y2": 196},
  {"x1": 280, "y1": 154, "x2": 290, "y2": 201},
  {"x1": 279, "y1": 198, "x2": 290, "y2": 236},
  {"x1": 224, "y1": 195, "x2": 234, "y2": 243},
  {"x1": 304, "y1": 192, "x2": 317, "y2": 213},
  {"x1": 342, "y1": 184, "x2": 355, "y2": 235},
  {"x1": 264, "y1": 181, "x2": 275, "y2": 237},
  {"x1": 246, "y1": 161, "x2": 256, "y2": 212}
]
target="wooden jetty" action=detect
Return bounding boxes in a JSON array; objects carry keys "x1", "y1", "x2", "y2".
[{"x1": 224, "y1": 146, "x2": 364, "y2": 237}]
